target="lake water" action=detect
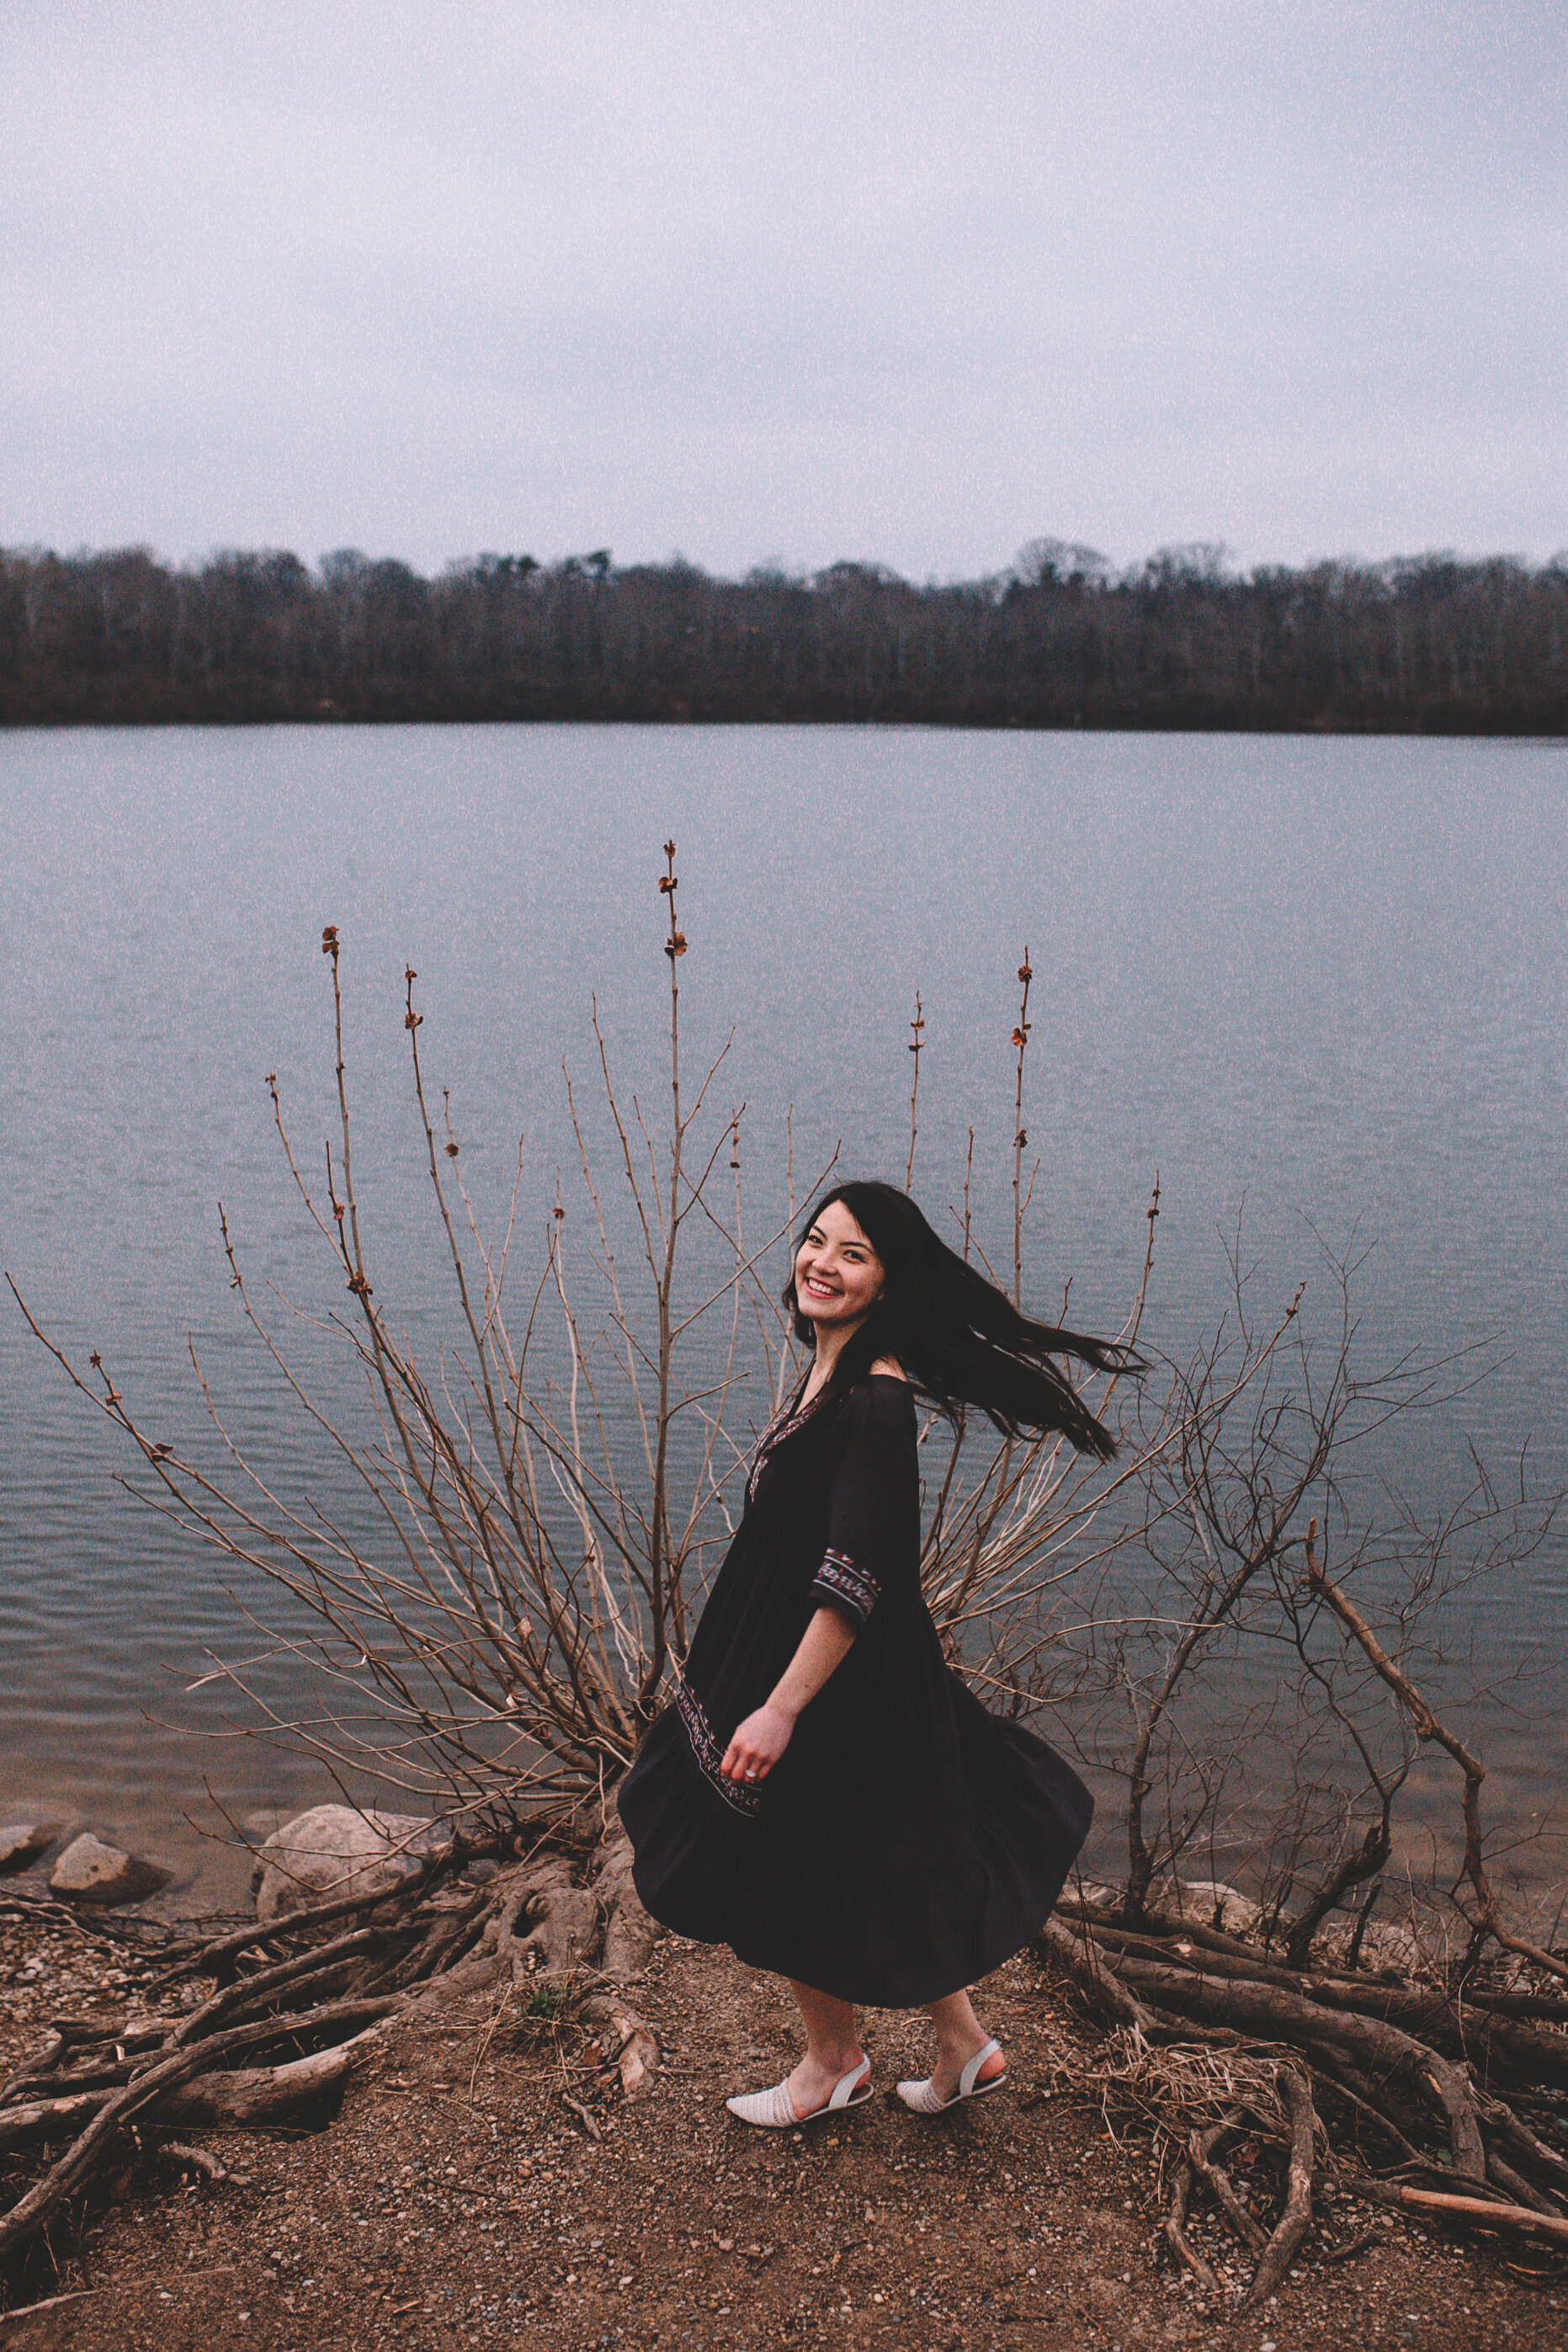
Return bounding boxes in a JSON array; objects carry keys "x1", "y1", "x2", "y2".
[{"x1": 2, "y1": 725, "x2": 1565, "y2": 1911}]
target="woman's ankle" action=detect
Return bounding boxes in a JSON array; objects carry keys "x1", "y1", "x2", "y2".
[{"x1": 803, "y1": 2043, "x2": 863, "y2": 2079}]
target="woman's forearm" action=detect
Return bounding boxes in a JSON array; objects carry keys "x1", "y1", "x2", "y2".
[
  {"x1": 769, "y1": 1606, "x2": 857, "y2": 1721},
  {"x1": 719, "y1": 1607, "x2": 857, "y2": 1782}
]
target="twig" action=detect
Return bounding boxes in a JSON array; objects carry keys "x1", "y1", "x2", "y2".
[
  {"x1": 1324, "y1": 2225, "x2": 1387, "y2": 2264},
  {"x1": 1163, "y1": 2155, "x2": 1217, "y2": 2292},
  {"x1": 905, "y1": 992, "x2": 923, "y2": 1191},
  {"x1": 0, "y1": 2289, "x2": 101, "y2": 2325},
  {"x1": 1188, "y1": 2111, "x2": 1266, "y2": 2252},
  {"x1": 560, "y1": 2089, "x2": 601, "y2": 2142}
]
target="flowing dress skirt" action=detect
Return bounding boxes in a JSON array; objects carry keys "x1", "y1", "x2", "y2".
[{"x1": 619, "y1": 1376, "x2": 1092, "y2": 2008}]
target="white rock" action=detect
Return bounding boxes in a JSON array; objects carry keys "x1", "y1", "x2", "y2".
[
  {"x1": 49, "y1": 1833, "x2": 171, "y2": 1906},
  {"x1": 1070, "y1": 1881, "x2": 1123, "y2": 1917},
  {"x1": 0, "y1": 1823, "x2": 61, "y2": 1873},
  {"x1": 1166, "y1": 1880, "x2": 1262, "y2": 1936},
  {"x1": 1356, "y1": 1919, "x2": 1427, "y2": 1976},
  {"x1": 1317, "y1": 1917, "x2": 1429, "y2": 1980},
  {"x1": 252, "y1": 1804, "x2": 454, "y2": 1922}
]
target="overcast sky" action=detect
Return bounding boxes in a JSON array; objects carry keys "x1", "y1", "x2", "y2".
[{"x1": 4, "y1": 1, "x2": 1565, "y2": 580}]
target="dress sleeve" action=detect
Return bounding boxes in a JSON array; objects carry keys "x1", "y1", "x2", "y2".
[{"x1": 808, "y1": 1381, "x2": 917, "y2": 1631}]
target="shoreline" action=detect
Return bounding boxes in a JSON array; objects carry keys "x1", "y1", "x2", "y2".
[
  {"x1": 8, "y1": 1780, "x2": 1568, "y2": 1940},
  {"x1": 8, "y1": 713, "x2": 1568, "y2": 738},
  {"x1": 0, "y1": 1801, "x2": 300, "y2": 1925}
]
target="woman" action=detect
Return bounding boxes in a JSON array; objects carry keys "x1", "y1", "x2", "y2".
[{"x1": 618, "y1": 1179, "x2": 1125, "y2": 2127}]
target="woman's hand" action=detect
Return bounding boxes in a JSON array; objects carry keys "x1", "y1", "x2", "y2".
[
  {"x1": 718, "y1": 1610, "x2": 856, "y2": 1786},
  {"x1": 720, "y1": 1700, "x2": 796, "y2": 1786}
]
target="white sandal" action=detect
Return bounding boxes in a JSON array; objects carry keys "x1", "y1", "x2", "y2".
[
  {"x1": 896, "y1": 2036, "x2": 1007, "y2": 2115},
  {"x1": 726, "y1": 2052, "x2": 873, "y2": 2129}
]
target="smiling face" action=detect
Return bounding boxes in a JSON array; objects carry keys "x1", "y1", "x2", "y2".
[{"x1": 793, "y1": 1197, "x2": 885, "y2": 1334}]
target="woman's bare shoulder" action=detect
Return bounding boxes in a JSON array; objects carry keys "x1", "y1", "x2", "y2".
[{"x1": 869, "y1": 1355, "x2": 910, "y2": 1382}]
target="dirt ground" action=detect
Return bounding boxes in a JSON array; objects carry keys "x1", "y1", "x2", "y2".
[{"x1": 1, "y1": 1918, "x2": 1564, "y2": 2352}]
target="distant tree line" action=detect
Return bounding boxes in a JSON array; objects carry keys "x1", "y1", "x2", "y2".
[{"x1": 3, "y1": 536, "x2": 1565, "y2": 732}]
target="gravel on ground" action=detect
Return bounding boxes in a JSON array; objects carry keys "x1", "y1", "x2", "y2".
[{"x1": 2, "y1": 1910, "x2": 1563, "y2": 2350}]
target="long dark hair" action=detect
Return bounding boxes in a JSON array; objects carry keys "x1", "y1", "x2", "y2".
[{"x1": 784, "y1": 1180, "x2": 1135, "y2": 1461}]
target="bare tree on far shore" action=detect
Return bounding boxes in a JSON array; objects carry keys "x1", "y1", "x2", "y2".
[{"x1": 4, "y1": 539, "x2": 1566, "y2": 732}]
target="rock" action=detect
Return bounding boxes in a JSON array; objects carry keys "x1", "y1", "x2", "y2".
[
  {"x1": 1317, "y1": 1917, "x2": 1429, "y2": 1981},
  {"x1": 1068, "y1": 1881, "x2": 1122, "y2": 1917},
  {"x1": 48, "y1": 1833, "x2": 171, "y2": 1907},
  {"x1": 252, "y1": 1804, "x2": 455, "y2": 1923},
  {"x1": 1166, "y1": 1880, "x2": 1262, "y2": 1937},
  {"x1": 0, "y1": 1823, "x2": 61, "y2": 1874}
]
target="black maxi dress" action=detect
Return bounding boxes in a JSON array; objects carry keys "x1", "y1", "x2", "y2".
[{"x1": 618, "y1": 1375, "x2": 1093, "y2": 2008}]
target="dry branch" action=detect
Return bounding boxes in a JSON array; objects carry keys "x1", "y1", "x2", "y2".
[
  {"x1": 1353, "y1": 2179, "x2": 1568, "y2": 2248},
  {"x1": 1035, "y1": 1918, "x2": 1160, "y2": 2035},
  {"x1": 1098, "y1": 1950, "x2": 1488, "y2": 2178},
  {"x1": 0, "y1": 1995, "x2": 396, "y2": 2264},
  {"x1": 150, "y1": 1864, "x2": 452, "y2": 1985},
  {"x1": 1163, "y1": 2152, "x2": 1218, "y2": 2292},
  {"x1": 1305, "y1": 1520, "x2": 1568, "y2": 1989},
  {"x1": 1241, "y1": 2069, "x2": 1317, "y2": 2306},
  {"x1": 1044, "y1": 1897, "x2": 1568, "y2": 2301},
  {"x1": 1188, "y1": 2114, "x2": 1267, "y2": 2252}
]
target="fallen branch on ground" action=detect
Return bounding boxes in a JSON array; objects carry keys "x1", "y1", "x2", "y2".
[
  {"x1": 1039, "y1": 1899, "x2": 1568, "y2": 2309},
  {"x1": 0, "y1": 1822, "x2": 662, "y2": 2274}
]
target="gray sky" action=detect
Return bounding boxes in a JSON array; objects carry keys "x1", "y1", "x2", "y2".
[{"x1": 5, "y1": 0, "x2": 1565, "y2": 579}]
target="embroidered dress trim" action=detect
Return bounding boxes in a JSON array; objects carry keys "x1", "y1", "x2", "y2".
[
  {"x1": 677, "y1": 1680, "x2": 760, "y2": 1817},
  {"x1": 746, "y1": 1381, "x2": 831, "y2": 1503},
  {"x1": 810, "y1": 1547, "x2": 880, "y2": 1629}
]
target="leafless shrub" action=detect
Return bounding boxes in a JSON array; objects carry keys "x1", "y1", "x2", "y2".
[
  {"x1": 13, "y1": 838, "x2": 1568, "y2": 2285},
  {"x1": 11, "y1": 845, "x2": 816, "y2": 1828}
]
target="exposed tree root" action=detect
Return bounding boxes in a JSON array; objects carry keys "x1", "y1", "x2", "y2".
[
  {"x1": 1241, "y1": 2068, "x2": 1317, "y2": 2307},
  {"x1": 0, "y1": 1995, "x2": 397, "y2": 2265},
  {"x1": 1034, "y1": 1918, "x2": 1159, "y2": 2035},
  {"x1": 1187, "y1": 2111, "x2": 1266, "y2": 2253},
  {"x1": 0, "y1": 1821, "x2": 664, "y2": 2277},
  {"x1": 1040, "y1": 1902, "x2": 1568, "y2": 2314},
  {"x1": 1162, "y1": 2153, "x2": 1217, "y2": 2294}
]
